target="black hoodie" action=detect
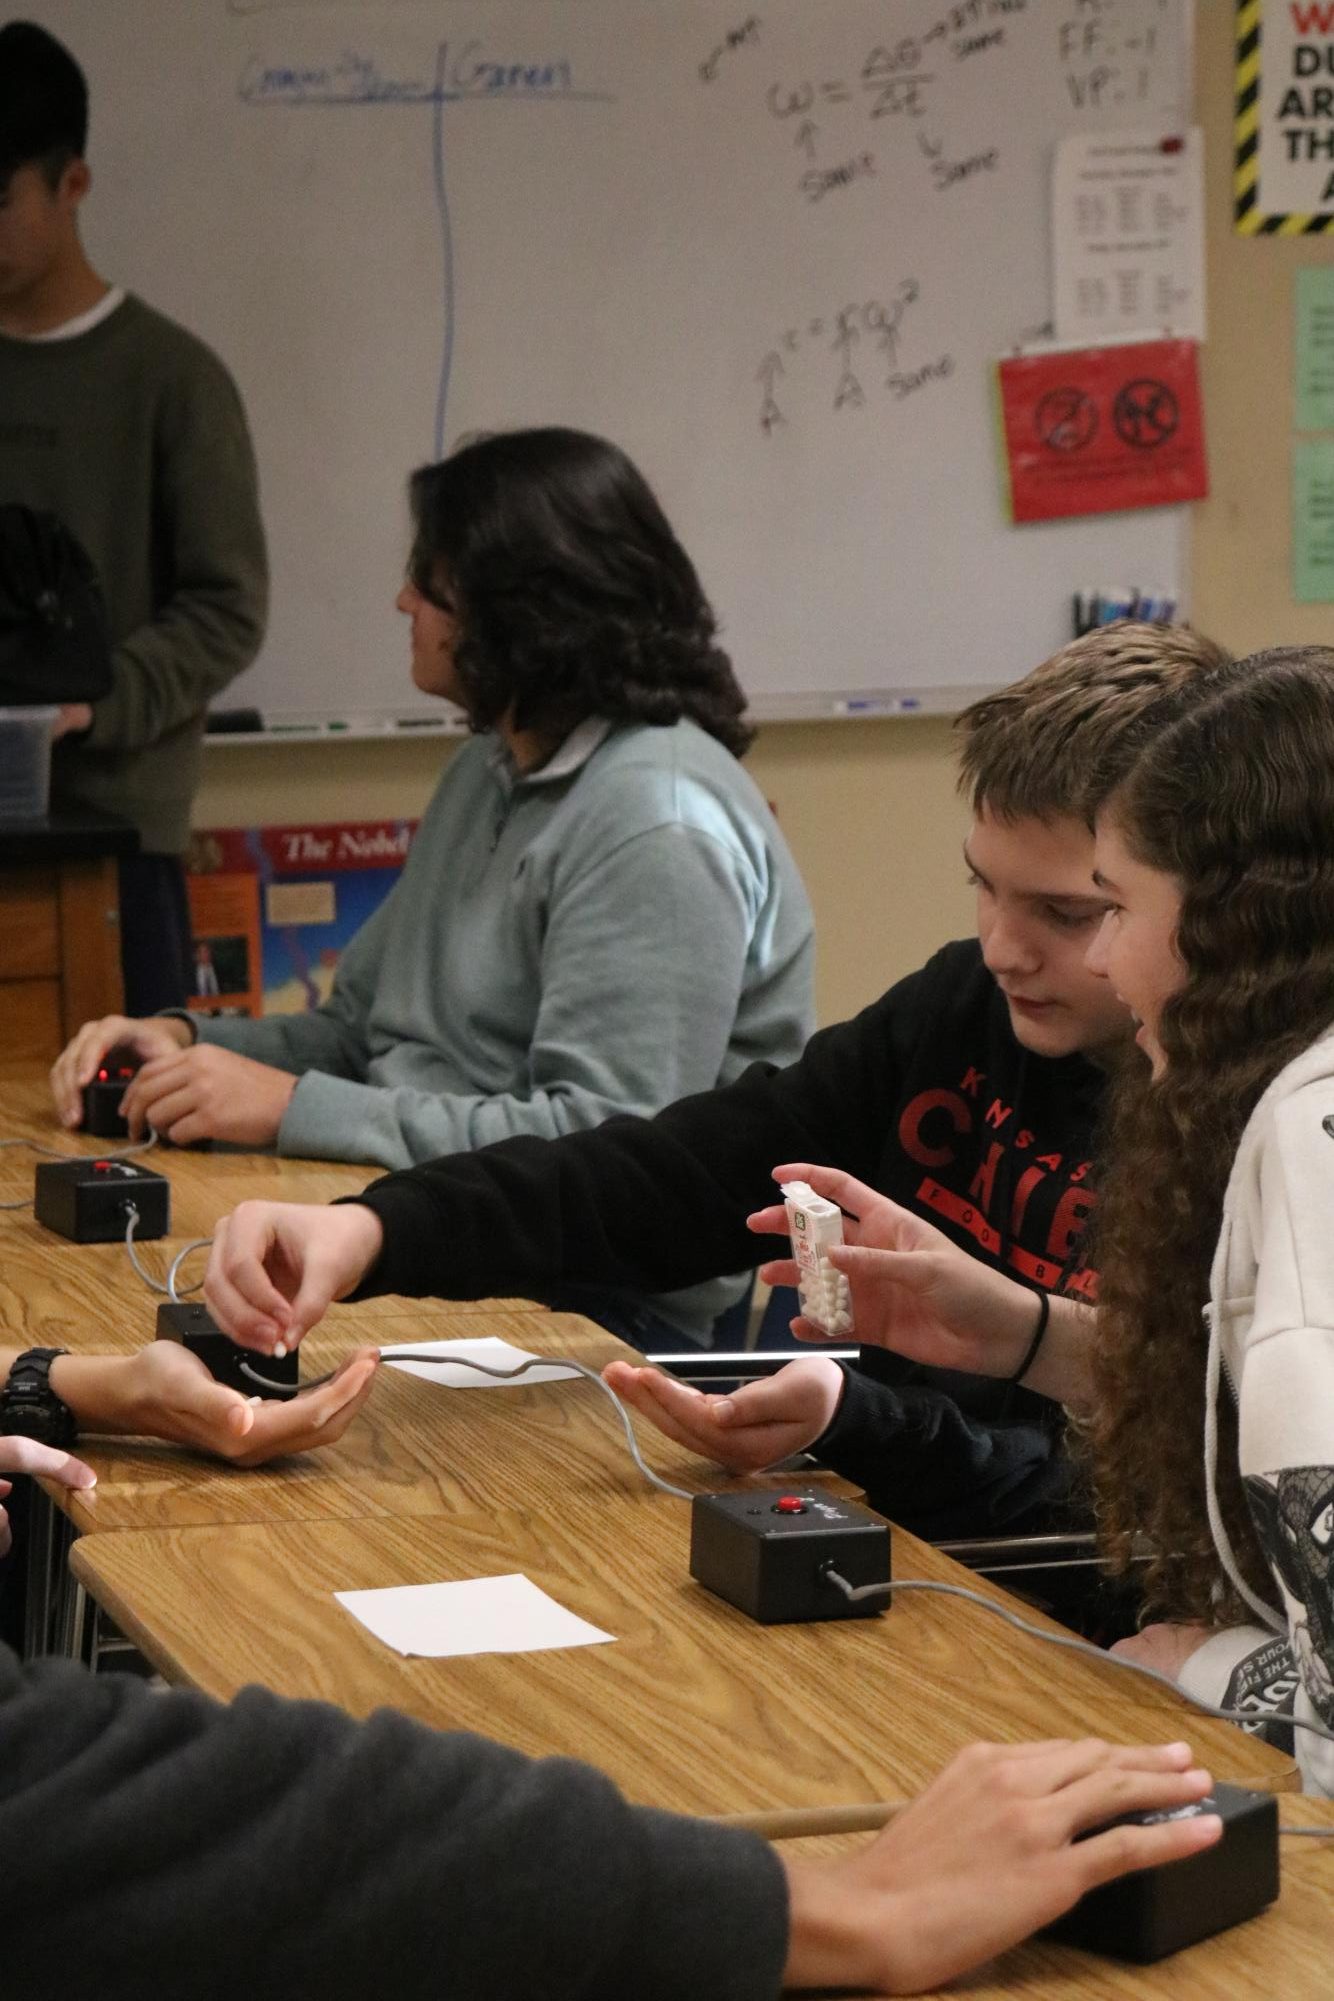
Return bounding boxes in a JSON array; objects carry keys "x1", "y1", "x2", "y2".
[
  {"x1": 0, "y1": 1648, "x2": 785, "y2": 1999},
  {"x1": 353, "y1": 940, "x2": 1107, "y2": 1539}
]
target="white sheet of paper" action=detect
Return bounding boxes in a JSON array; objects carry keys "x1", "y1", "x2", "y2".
[
  {"x1": 1052, "y1": 127, "x2": 1205, "y2": 344},
  {"x1": 335, "y1": 1573, "x2": 615, "y2": 1658},
  {"x1": 378, "y1": 1335, "x2": 579, "y2": 1389}
]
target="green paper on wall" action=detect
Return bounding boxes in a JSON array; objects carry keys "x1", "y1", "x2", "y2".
[
  {"x1": 1296, "y1": 271, "x2": 1334, "y2": 433},
  {"x1": 1293, "y1": 441, "x2": 1334, "y2": 603}
]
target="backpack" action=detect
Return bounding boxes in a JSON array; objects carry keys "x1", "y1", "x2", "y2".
[{"x1": 0, "y1": 504, "x2": 113, "y2": 705}]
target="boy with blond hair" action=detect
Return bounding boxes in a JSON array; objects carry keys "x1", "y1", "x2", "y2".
[{"x1": 206, "y1": 623, "x2": 1230, "y2": 1545}]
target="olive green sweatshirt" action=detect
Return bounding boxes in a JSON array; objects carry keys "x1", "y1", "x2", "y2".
[{"x1": 0, "y1": 293, "x2": 268, "y2": 851}]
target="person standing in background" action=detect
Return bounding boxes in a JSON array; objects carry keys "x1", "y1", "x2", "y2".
[{"x1": 0, "y1": 20, "x2": 267, "y2": 1011}]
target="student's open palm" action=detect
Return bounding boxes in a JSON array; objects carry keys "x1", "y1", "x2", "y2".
[
  {"x1": 602, "y1": 1355, "x2": 845, "y2": 1474},
  {"x1": 748, "y1": 1162, "x2": 1041, "y2": 1377}
]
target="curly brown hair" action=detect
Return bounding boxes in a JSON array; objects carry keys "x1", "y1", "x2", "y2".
[{"x1": 1086, "y1": 646, "x2": 1334, "y2": 1622}]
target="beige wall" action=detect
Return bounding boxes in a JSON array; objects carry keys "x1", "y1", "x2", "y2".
[
  {"x1": 194, "y1": 2, "x2": 1314, "y2": 1028},
  {"x1": 1193, "y1": 9, "x2": 1334, "y2": 657}
]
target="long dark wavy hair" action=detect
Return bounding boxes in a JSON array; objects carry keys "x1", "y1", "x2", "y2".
[
  {"x1": 406, "y1": 428, "x2": 754, "y2": 757},
  {"x1": 1087, "y1": 646, "x2": 1334, "y2": 1621}
]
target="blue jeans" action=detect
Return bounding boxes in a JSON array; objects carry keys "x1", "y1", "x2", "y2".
[
  {"x1": 118, "y1": 852, "x2": 192, "y2": 1014},
  {"x1": 753, "y1": 1284, "x2": 807, "y2": 1351}
]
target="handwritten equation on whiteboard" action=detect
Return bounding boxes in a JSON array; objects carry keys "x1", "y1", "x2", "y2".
[
  {"x1": 707, "y1": 0, "x2": 1173, "y2": 207},
  {"x1": 756, "y1": 285, "x2": 954, "y2": 434}
]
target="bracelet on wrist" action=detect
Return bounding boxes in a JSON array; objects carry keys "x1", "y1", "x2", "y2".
[{"x1": 1007, "y1": 1289, "x2": 1051, "y2": 1385}]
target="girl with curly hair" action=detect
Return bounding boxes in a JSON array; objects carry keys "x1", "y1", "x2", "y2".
[{"x1": 1080, "y1": 643, "x2": 1334, "y2": 1789}]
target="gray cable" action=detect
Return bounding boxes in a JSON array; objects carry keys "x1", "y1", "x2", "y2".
[
  {"x1": 0, "y1": 1131, "x2": 155, "y2": 1162},
  {"x1": 239, "y1": 1349, "x2": 695, "y2": 1502},
  {"x1": 823, "y1": 1568, "x2": 1334, "y2": 1754},
  {"x1": 121, "y1": 1209, "x2": 211, "y2": 1304},
  {"x1": 165, "y1": 1237, "x2": 212, "y2": 1302},
  {"x1": 0, "y1": 1130, "x2": 155, "y2": 1211},
  {"x1": 122, "y1": 1202, "x2": 171, "y2": 1294}
]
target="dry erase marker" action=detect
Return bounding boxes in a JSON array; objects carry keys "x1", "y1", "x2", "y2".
[{"x1": 834, "y1": 696, "x2": 921, "y2": 716}]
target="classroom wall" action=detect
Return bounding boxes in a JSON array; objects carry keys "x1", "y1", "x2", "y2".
[
  {"x1": 193, "y1": 3, "x2": 1305, "y2": 1029},
  {"x1": 1193, "y1": 10, "x2": 1334, "y2": 659}
]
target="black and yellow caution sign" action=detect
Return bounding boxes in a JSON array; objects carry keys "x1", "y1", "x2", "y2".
[{"x1": 1236, "y1": 0, "x2": 1334, "y2": 233}]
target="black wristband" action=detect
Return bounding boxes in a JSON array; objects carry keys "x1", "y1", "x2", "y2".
[{"x1": 1008, "y1": 1289, "x2": 1051, "y2": 1385}]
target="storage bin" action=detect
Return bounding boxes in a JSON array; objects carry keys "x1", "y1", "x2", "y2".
[{"x1": 0, "y1": 705, "x2": 58, "y2": 821}]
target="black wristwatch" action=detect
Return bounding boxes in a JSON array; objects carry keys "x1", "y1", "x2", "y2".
[{"x1": 0, "y1": 1348, "x2": 78, "y2": 1449}]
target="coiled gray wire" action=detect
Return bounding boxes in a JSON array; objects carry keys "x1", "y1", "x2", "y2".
[{"x1": 239, "y1": 1348, "x2": 695, "y2": 1501}]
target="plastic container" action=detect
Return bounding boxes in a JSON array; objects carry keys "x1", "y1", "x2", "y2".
[{"x1": 0, "y1": 706, "x2": 58, "y2": 821}]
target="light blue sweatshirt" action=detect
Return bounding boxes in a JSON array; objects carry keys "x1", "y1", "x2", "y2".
[{"x1": 198, "y1": 716, "x2": 815, "y2": 1336}]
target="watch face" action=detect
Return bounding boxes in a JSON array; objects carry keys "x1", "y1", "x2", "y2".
[{"x1": 3, "y1": 1398, "x2": 62, "y2": 1446}]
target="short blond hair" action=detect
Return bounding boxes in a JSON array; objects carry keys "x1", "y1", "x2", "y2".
[{"x1": 955, "y1": 621, "x2": 1232, "y2": 826}]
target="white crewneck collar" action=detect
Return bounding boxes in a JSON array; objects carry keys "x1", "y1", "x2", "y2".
[{"x1": 20, "y1": 286, "x2": 125, "y2": 343}]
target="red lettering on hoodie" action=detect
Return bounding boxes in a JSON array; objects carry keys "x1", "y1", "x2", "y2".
[{"x1": 899, "y1": 1088, "x2": 971, "y2": 1168}]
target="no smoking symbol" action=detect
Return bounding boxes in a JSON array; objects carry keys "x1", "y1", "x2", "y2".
[
  {"x1": 1035, "y1": 387, "x2": 1097, "y2": 452},
  {"x1": 1113, "y1": 378, "x2": 1179, "y2": 449}
]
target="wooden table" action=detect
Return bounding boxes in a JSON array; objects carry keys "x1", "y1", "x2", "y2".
[
  {"x1": 0, "y1": 1060, "x2": 551, "y2": 1652},
  {"x1": 69, "y1": 1469, "x2": 1333, "y2": 1999},
  {"x1": 8, "y1": 1070, "x2": 1334, "y2": 1992},
  {"x1": 0, "y1": 812, "x2": 134, "y2": 1059},
  {"x1": 51, "y1": 1314, "x2": 683, "y2": 1537},
  {"x1": 0, "y1": 1064, "x2": 546, "y2": 1341},
  {"x1": 70, "y1": 1496, "x2": 1297, "y2": 1811}
]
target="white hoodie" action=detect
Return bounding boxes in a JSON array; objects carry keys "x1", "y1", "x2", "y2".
[{"x1": 1177, "y1": 1024, "x2": 1334, "y2": 1793}]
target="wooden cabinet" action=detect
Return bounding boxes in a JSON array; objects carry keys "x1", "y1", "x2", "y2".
[{"x1": 0, "y1": 818, "x2": 131, "y2": 1061}]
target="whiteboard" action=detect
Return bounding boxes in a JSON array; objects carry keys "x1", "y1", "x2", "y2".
[{"x1": 39, "y1": 0, "x2": 1191, "y2": 725}]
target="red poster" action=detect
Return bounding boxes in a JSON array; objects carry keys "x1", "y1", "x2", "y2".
[{"x1": 996, "y1": 338, "x2": 1208, "y2": 523}]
